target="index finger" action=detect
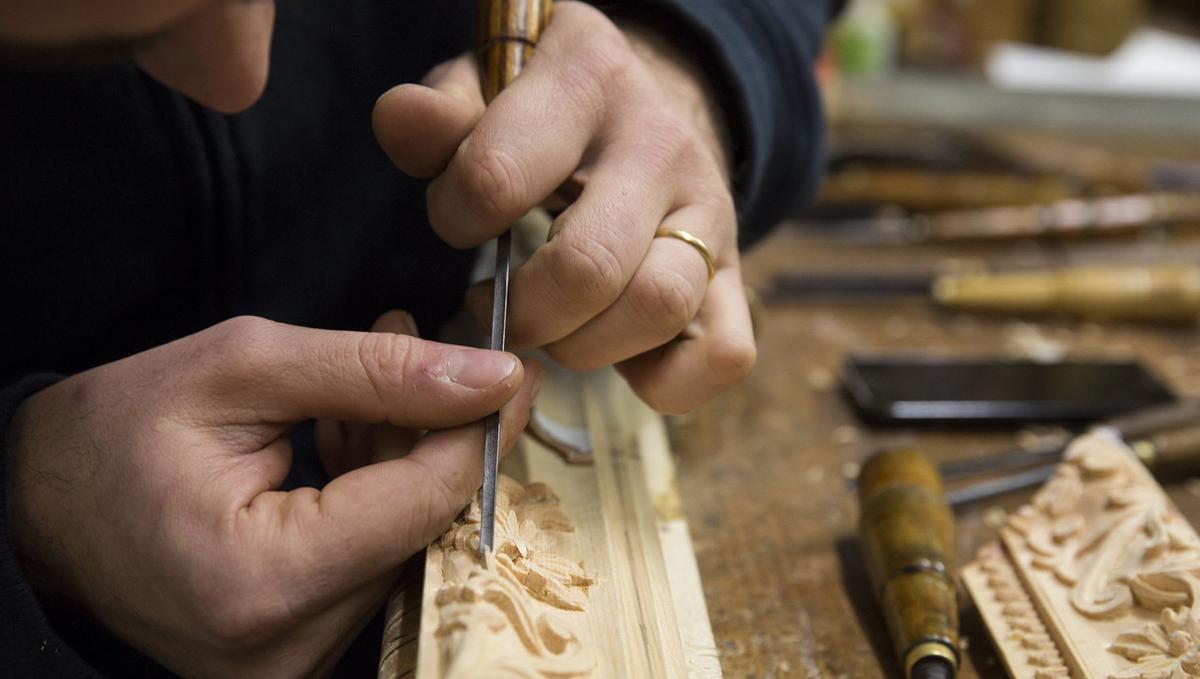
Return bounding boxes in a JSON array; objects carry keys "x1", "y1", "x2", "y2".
[
  {"x1": 426, "y1": 2, "x2": 631, "y2": 248},
  {"x1": 192, "y1": 316, "x2": 524, "y2": 430}
]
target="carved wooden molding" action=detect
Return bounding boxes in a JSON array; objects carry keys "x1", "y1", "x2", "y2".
[
  {"x1": 379, "y1": 366, "x2": 719, "y2": 679},
  {"x1": 962, "y1": 543, "x2": 1070, "y2": 678},
  {"x1": 422, "y1": 476, "x2": 595, "y2": 678},
  {"x1": 965, "y1": 431, "x2": 1200, "y2": 678}
]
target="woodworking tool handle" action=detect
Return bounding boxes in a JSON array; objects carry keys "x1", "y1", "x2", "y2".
[
  {"x1": 858, "y1": 450, "x2": 959, "y2": 679},
  {"x1": 932, "y1": 264, "x2": 1200, "y2": 324},
  {"x1": 477, "y1": 0, "x2": 552, "y2": 555},
  {"x1": 1134, "y1": 423, "x2": 1200, "y2": 473},
  {"x1": 926, "y1": 192, "x2": 1200, "y2": 242}
]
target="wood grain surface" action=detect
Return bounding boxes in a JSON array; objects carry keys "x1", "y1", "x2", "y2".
[{"x1": 669, "y1": 228, "x2": 1200, "y2": 678}]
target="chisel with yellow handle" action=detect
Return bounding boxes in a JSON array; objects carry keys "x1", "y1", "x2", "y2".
[{"x1": 770, "y1": 263, "x2": 1200, "y2": 324}]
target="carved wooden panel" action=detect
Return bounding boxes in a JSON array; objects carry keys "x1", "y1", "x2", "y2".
[
  {"x1": 421, "y1": 476, "x2": 595, "y2": 678},
  {"x1": 965, "y1": 431, "x2": 1200, "y2": 679},
  {"x1": 379, "y1": 366, "x2": 720, "y2": 679},
  {"x1": 962, "y1": 544, "x2": 1070, "y2": 678}
]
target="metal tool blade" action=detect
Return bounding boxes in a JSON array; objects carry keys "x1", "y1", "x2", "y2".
[
  {"x1": 766, "y1": 272, "x2": 935, "y2": 301},
  {"x1": 789, "y1": 216, "x2": 928, "y2": 246},
  {"x1": 527, "y1": 407, "x2": 593, "y2": 464},
  {"x1": 479, "y1": 229, "x2": 511, "y2": 555},
  {"x1": 945, "y1": 464, "x2": 1057, "y2": 507},
  {"x1": 938, "y1": 441, "x2": 1065, "y2": 481}
]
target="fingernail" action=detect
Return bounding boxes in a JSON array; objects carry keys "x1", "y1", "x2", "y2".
[{"x1": 445, "y1": 350, "x2": 518, "y2": 389}]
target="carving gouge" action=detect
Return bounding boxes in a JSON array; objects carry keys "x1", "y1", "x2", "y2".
[
  {"x1": 769, "y1": 263, "x2": 1200, "y2": 324},
  {"x1": 798, "y1": 192, "x2": 1200, "y2": 245},
  {"x1": 945, "y1": 422, "x2": 1200, "y2": 507},
  {"x1": 939, "y1": 397, "x2": 1200, "y2": 481},
  {"x1": 477, "y1": 0, "x2": 552, "y2": 556},
  {"x1": 859, "y1": 450, "x2": 959, "y2": 679}
]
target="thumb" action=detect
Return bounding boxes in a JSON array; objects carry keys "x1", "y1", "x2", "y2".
[
  {"x1": 195, "y1": 316, "x2": 523, "y2": 430},
  {"x1": 310, "y1": 359, "x2": 542, "y2": 582},
  {"x1": 373, "y1": 53, "x2": 485, "y2": 179}
]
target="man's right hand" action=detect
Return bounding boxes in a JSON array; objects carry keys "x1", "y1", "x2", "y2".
[{"x1": 4, "y1": 314, "x2": 540, "y2": 678}]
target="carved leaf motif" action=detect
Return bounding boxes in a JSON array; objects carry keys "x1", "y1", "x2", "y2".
[
  {"x1": 433, "y1": 476, "x2": 596, "y2": 679},
  {"x1": 1109, "y1": 608, "x2": 1200, "y2": 679},
  {"x1": 1008, "y1": 434, "x2": 1200, "y2": 621}
]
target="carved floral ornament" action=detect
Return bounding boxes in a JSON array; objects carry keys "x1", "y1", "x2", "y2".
[
  {"x1": 433, "y1": 476, "x2": 596, "y2": 679},
  {"x1": 1003, "y1": 432, "x2": 1200, "y2": 679}
]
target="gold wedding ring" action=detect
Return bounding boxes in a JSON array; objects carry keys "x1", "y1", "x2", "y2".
[{"x1": 655, "y1": 229, "x2": 716, "y2": 281}]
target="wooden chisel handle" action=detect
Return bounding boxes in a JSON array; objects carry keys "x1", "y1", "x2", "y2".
[
  {"x1": 478, "y1": 0, "x2": 552, "y2": 102},
  {"x1": 1135, "y1": 424, "x2": 1200, "y2": 473},
  {"x1": 933, "y1": 264, "x2": 1200, "y2": 324}
]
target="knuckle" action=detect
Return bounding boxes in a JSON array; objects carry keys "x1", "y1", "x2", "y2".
[
  {"x1": 566, "y1": 10, "x2": 633, "y2": 79},
  {"x1": 638, "y1": 117, "x2": 701, "y2": 176},
  {"x1": 707, "y1": 335, "x2": 757, "y2": 386},
  {"x1": 205, "y1": 316, "x2": 278, "y2": 374},
  {"x1": 628, "y1": 269, "x2": 697, "y2": 338},
  {"x1": 355, "y1": 332, "x2": 419, "y2": 412},
  {"x1": 558, "y1": 23, "x2": 637, "y2": 110},
  {"x1": 458, "y1": 141, "x2": 529, "y2": 221},
  {"x1": 546, "y1": 233, "x2": 626, "y2": 307}
]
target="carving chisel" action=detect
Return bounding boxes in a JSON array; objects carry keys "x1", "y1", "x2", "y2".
[
  {"x1": 767, "y1": 263, "x2": 1200, "y2": 324},
  {"x1": 945, "y1": 423, "x2": 1200, "y2": 506},
  {"x1": 798, "y1": 192, "x2": 1200, "y2": 245},
  {"x1": 859, "y1": 450, "x2": 959, "y2": 679},
  {"x1": 477, "y1": 0, "x2": 552, "y2": 555},
  {"x1": 938, "y1": 397, "x2": 1200, "y2": 481}
]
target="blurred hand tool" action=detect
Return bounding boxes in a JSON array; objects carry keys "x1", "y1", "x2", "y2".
[
  {"x1": 769, "y1": 263, "x2": 1200, "y2": 324},
  {"x1": 477, "y1": 0, "x2": 552, "y2": 555},
  {"x1": 859, "y1": 450, "x2": 959, "y2": 679},
  {"x1": 939, "y1": 398, "x2": 1200, "y2": 480},
  {"x1": 940, "y1": 399, "x2": 1200, "y2": 506},
  {"x1": 798, "y1": 192, "x2": 1200, "y2": 245}
]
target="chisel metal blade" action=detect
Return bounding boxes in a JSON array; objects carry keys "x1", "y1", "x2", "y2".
[
  {"x1": 479, "y1": 229, "x2": 511, "y2": 556},
  {"x1": 766, "y1": 272, "x2": 936, "y2": 301}
]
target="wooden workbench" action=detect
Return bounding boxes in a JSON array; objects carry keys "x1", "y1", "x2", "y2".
[{"x1": 669, "y1": 227, "x2": 1200, "y2": 677}]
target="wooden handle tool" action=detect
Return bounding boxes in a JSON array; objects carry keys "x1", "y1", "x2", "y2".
[
  {"x1": 476, "y1": 0, "x2": 552, "y2": 555},
  {"x1": 932, "y1": 264, "x2": 1200, "y2": 324},
  {"x1": 858, "y1": 450, "x2": 959, "y2": 679}
]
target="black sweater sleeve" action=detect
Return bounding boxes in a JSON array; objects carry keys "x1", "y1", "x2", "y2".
[
  {"x1": 597, "y1": 0, "x2": 843, "y2": 246},
  {"x1": 0, "y1": 374, "x2": 102, "y2": 677}
]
